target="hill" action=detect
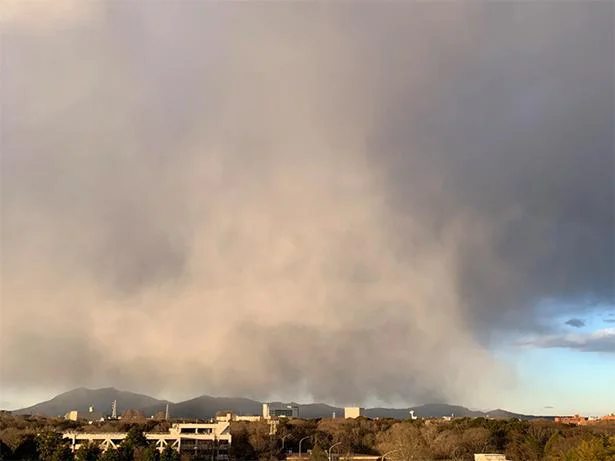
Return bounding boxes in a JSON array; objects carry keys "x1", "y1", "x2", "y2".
[
  {"x1": 13, "y1": 387, "x2": 169, "y2": 418},
  {"x1": 160, "y1": 396, "x2": 263, "y2": 420},
  {"x1": 14, "y1": 388, "x2": 531, "y2": 420}
]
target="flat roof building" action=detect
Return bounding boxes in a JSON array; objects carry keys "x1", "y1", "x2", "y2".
[
  {"x1": 344, "y1": 407, "x2": 365, "y2": 419},
  {"x1": 262, "y1": 403, "x2": 298, "y2": 419},
  {"x1": 64, "y1": 422, "x2": 231, "y2": 457}
]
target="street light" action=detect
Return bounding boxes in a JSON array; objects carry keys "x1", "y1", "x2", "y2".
[
  {"x1": 281, "y1": 434, "x2": 291, "y2": 452},
  {"x1": 299, "y1": 436, "x2": 310, "y2": 458},
  {"x1": 380, "y1": 449, "x2": 400, "y2": 461},
  {"x1": 328, "y1": 442, "x2": 342, "y2": 461}
]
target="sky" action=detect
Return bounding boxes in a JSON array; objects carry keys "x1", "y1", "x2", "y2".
[{"x1": 0, "y1": 1, "x2": 614, "y2": 416}]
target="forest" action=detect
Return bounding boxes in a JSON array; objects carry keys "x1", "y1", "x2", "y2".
[{"x1": 1, "y1": 413, "x2": 614, "y2": 461}]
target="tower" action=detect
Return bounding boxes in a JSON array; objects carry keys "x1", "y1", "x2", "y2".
[
  {"x1": 165, "y1": 403, "x2": 170, "y2": 420},
  {"x1": 262, "y1": 403, "x2": 270, "y2": 419},
  {"x1": 111, "y1": 400, "x2": 117, "y2": 419}
]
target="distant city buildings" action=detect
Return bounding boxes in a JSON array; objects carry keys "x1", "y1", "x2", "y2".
[
  {"x1": 554, "y1": 413, "x2": 615, "y2": 426},
  {"x1": 63, "y1": 407, "x2": 104, "y2": 423}
]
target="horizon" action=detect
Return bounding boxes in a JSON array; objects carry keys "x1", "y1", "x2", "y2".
[
  {"x1": 5, "y1": 386, "x2": 613, "y2": 418},
  {"x1": 2, "y1": 2, "x2": 613, "y2": 418}
]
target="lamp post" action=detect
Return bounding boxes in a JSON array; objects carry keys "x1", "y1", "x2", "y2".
[
  {"x1": 380, "y1": 449, "x2": 400, "y2": 461},
  {"x1": 281, "y1": 434, "x2": 290, "y2": 452},
  {"x1": 299, "y1": 436, "x2": 310, "y2": 458},
  {"x1": 328, "y1": 442, "x2": 342, "y2": 461}
]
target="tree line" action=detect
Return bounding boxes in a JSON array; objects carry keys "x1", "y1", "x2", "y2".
[{"x1": 2, "y1": 414, "x2": 615, "y2": 461}]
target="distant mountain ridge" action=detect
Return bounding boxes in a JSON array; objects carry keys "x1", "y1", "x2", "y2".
[
  {"x1": 14, "y1": 387, "x2": 169, "y2": 418},
  {"x1": 12, "y1": 387, "x2": 534, "y2": 420}
]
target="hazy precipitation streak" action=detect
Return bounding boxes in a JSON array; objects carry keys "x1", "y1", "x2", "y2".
[{"x1": 1, "y1": 2, "x2": 612, "y2": 408}]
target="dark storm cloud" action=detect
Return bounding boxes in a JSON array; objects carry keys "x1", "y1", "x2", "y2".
[
  {"x1": 1, "y1": 2, "x2": 613, "y2": 406},
  {"x1": 565, "y1": 318, "x2": 586, "y2": 328}
]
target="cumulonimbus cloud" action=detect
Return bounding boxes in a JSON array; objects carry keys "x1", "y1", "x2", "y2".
[{"x1": 1, "y1": 2, "x2": 613, "y2": 408}]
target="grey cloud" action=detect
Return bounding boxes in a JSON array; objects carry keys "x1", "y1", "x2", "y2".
[
  {"x1": 565, "y1": 318, "x2": 585, "y2": 328},
  {"x1": 521, "y1": 329, "x2": 615, "y2": 353},
  {"x1": 1, "y1": 2, "x2": 612, "y2": 406}
]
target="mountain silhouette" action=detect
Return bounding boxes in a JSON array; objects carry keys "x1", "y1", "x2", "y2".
[
  {"x1": 13, "y1": 387, "x2": 168, "y2": 417},
  {"x1": 13, "y1": 387, "x2": 532, "y2": 420}
]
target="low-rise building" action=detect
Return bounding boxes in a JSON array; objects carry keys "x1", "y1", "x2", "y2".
[
  {"x1": 554, "y1": 415, "x2": 589, "y2": 426},
  {"x1": 262, "y1": 403, "x2": 298, "y2": 419},
  {"x1": 215, "y1": 412, "x2": 262, "y2": 423},
  {"x1": 344, "y1": 407, "x2": 365, "y2": 419},
  {"x1": 64, "y1": 421, "x2": 231, "y2": 457}
]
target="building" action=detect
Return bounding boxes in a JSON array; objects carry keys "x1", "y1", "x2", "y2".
[
  {"x1": 64, "y1": 422, "x2": 231, "y2": 457},
  {"x1": 474, "y1": 455, "x2": 509, "y2": 461},
  {"x1": 215, "y1": 412, "x2": 262, "y2": 423},
  {"x1": 554, "y1": 415, "x2": 589, "y2": 426},
  {"x1": 344, "y1": 407, "x2": 365, "y2": 419},
  {"x1": 262, "y1": 403, "x2": 298, "y2": 419},
  {"x1": 63, "y1": 408, "x2": 104, "y2": 423}
]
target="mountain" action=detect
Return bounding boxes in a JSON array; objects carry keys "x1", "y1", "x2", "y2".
[
  {"x1": 365, "y1": 404, "x2": 483, "y2": 420},
  {"x1": 483, "y1": 408, "x2": 533, "y2": 419},
  {"x1": 14, "y1": 388, "x2": 531, "y2": 420},
  {"x1": 288, "y1": 403, "x2": 342, "y2": 419},
  {"x1": 158, "y1": 396, "x2": 263, "y2": 420},
  {"x1": 13, "y1": 387, "x2": 169, "y2": 418}
]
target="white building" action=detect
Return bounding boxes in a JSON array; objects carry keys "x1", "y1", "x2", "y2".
[
  {"x1": 344, "y1": 407, "x2": 365, "y2": 419},
  {"x1": 64, "y1": 422, "x2": 231, "y2": 455},
  {"x1": 216, "y1": 412, "x2": 262, "y2": 423}
]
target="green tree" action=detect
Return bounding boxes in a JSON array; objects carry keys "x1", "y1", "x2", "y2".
[
  {"x1": 100, "y1": 447, "x2": 122, "y2": 461},
  {"x1": 0, "y1": 440, "x2": 12, "y2": 461},
  {"x1": 567, "y1": 438, "x2": 610, "y2": 461},
  {"x1": 309, "y1": 444, "x2": 328, "y2": 461},
  {"x1": 123, "y1": 428, "x2": 148, "y2": 450},
  {"x1": 75, "y1": 442, "x2": 102, "y2": 461},
  {"x1": 134, "y1": 446, "x2": 159, "y2": 461},
  {"x1": 12, "y1": 435, "x2": 39, "y2": 461},
  {"x1": 160, "y1": 446, "x2": 179, "y2": 461},
  {"x1": 51, "y1": 444, "x2": 75, "y2": 461},
  {"x1": 37, "y1": 431, "x2": 66, "y2": 460},
  {"x1": 248, "y1": 421, "x2": 277, "y2": 460}
]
